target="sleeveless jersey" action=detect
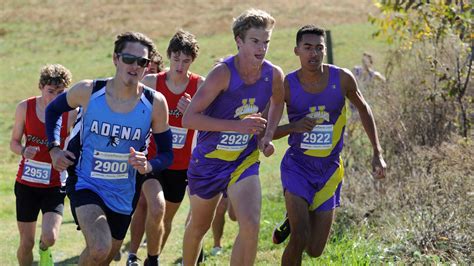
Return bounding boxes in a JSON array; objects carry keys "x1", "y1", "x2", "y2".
[
  {"x1": 73, "y1": 80, "x2": 154, "y2": 215},
  {"x1": 286, "y1": 65, "x2": 346, "y2": 158},
  {"x1": 193, "y1": 55, "x2": 273, "y2": 162},
  {"x1": 16, "y1": 97, "x2": 69, "y2": 188},
  {"x1": 147, "y1": 72, "x2": 199, "y2": 170}
]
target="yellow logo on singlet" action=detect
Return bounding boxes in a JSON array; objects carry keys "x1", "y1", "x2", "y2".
[
  {"x1": 234, "y1": 98, "x2": 259, "y2": 119},
  {"x1": 306, "y1": 106, "x2": 330, "y2": 124}
]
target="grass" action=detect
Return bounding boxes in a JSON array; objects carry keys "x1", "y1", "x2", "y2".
[{"x1": 3, "y1": 1, "x2": 465, "y2": 265}]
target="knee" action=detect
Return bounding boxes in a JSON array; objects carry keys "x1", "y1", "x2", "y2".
[
  {"x1": 19, "y1": 237, "x2": 35, "y2": 251},
  {"x1": 289, "y1": 227, "x2": 310, "y2": 249},
  {"x1": 41, "y1": 231, "x2": 58, "y2": 247},
  {"x1": 188, "y1": 218, "x2": 212, "y2": 237},
  {"x1": 305, "y1": 246, "x2": 324, "y2": 258},
  {"x1": 238, "y1": 215, "x2": 260, "y2": 236},
  {"x1": 87, "y1": 242, "x2": 112, "y2": 262},
  {"x1": 147, "y1": 199, "x2": 165, "y2": 221}
]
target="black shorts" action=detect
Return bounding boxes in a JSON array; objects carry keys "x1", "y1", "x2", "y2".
[
  {"x1": 157, "y1": 169, "x2": 188, "y2": 203},
  {"x1": 68, "y1": 188, "x2": 139, "y2": 240},
  {"x1": 15, "y1": 181, "x2": 65, "y2": 222}
]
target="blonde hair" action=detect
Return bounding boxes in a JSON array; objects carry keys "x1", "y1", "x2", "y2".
[
  {"x1": 39, "y1": 64, "x2": 72, "y2": 89},
  {"x1": 232, "y1": 9, "x2": 275, "y2": 40}
]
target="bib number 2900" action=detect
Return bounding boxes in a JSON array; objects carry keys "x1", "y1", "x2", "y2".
[{"x1": 91, "y1": 150, "x2": 129, "y2": 179}]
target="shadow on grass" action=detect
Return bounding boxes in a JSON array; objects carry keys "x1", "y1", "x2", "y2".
[
  {"x1": 32, "y1": 255, "x2": 80, "y2": 265},
  {"x1": 56, "y1": 255, "x2": 80, "y2": 265}
]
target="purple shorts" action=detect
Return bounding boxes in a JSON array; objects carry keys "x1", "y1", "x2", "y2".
[
  {"x1": 281, "y1": 149, "x2": 344, "y2": 211},
  {"x1": 187, "y1": 149, "x2": 260, "y2": 199}
]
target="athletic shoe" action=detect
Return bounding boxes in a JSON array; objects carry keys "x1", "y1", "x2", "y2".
[
  {"x1": 272, "y1": 214, "x2": 290, "y2": 244},
  {"x1": 39, "y1": 247, "x2": 53, "y2": 266},
  {"x1": 210, "y1": 246, "x2": 222, "y2": 256},
  {"x1": 126, "y1": 254, "x2": 140, "y2": 266}
]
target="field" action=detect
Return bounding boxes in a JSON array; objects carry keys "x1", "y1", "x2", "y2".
[{"x1": 1, "y1": 0, "x2": 471, "y2": 265}]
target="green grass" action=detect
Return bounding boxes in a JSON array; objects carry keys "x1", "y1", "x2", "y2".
[{"x1": 0, "y1": 3, "x2": 397, "y2": 264}]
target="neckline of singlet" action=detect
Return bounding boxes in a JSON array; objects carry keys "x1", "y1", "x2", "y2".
[
  {"x1": 227, "y1": 56, "x2": 268, "y2": 86},
  {"x1": 98, "y1": 80, "x2": 148, "y2": 115},
  {"x1": 158, "y1": 72, "x2": 195, "y2": 96},
  {"x1": 294, "y1": 65, "x2": 335, "y2": 96}
]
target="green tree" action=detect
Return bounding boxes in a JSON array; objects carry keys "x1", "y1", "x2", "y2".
[{"x1": 370, "y1": 0, "x2": 472, "y2": 138}]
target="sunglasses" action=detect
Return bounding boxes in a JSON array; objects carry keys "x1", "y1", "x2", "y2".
[{"x1": 116, "y1": 53, "x2": 150, "y2": 67}]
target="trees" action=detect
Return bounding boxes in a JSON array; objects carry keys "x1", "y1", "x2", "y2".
[{"x1": 370, "y1": 0, "x2": 472, "y2": 138}]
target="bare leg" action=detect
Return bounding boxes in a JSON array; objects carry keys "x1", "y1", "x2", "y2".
[
  {"x1": 128, "y1": 191, "x2": 147, "y2": 255},
  {"x1": 212, "y1": 197, "x2": 228, "y2": 248},
  {"x1": 142, "y1": 178, "x2": 166, "y2": 257},
  {"x1": 227, "y1": 175, "x2": 261, "y2": 266},
  {"x1": 304, "y1": 209, "x2": 334, "y2": 258},
  {"x1": 281, "y1": 191, "x2": 310, "y2": 266},
  {"x1": 182, "y1": 193, "x2": 221, "y2": 265},
  {"x1": 76, "y1": 204, "x2": 113, "y2": 266},
  {"x1": 40, "y1": 212, "x2": 62, "y2": 248},
  {"x1": 17, "y1": 222, "x2": 36, "y2": 266},
  {"x1": 161, "y1": 200, "x2": 182, "y2": 251},
  {"x1": 102, "y1": 238, "x2": 124, "y2": 265}
]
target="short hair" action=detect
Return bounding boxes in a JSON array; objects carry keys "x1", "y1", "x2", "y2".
[
  {"x1": 114, "y1": 31, "x2": 157, "y2": 59},
  {"x1": 166, "y1": 30, "x2": 200, "y2": 61},
  {"x1": 296, "y1": 25, "x2": 326, "y2": 46},
  {"x1": 151, "y1": 52, "x2": 164, "y2": 72},
  {"x1": 39, "y1": 64, "x2": 72, "y2": 89},
  {"x1": 232, "y1": 9, "x2": 275, "y2": 40}
]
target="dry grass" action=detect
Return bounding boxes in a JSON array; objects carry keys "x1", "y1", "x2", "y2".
[
  {"x1": 0, "y1": 0, "x2": 378, "y2": 39},
  {"x1": 341, "y1": 37, "x2": 473, "y2": 262}
]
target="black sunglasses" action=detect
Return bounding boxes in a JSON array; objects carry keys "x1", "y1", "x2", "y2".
[{"x1": 116, "y1": 53, "x2": 150, "y2": 67}]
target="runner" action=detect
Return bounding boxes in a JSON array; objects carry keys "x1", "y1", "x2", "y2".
[
  {"x1": 271, "y1": 25, "x2": 386, "y2": 265},
  {"x1": 127, "y1": 29, "x2": 203, "y2": 266},
  {"x1": 45, "y1": 31, "x2": 173, "y2": 266},
  {"x1": 182, "y1": 9, "x2": 285, "y2": 265},
  {"x1": 10, "y1": 64, "x2": 75, "y2": 266}
]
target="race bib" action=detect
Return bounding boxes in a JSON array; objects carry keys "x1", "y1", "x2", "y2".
[
  {"x1": 91, "y1": 150, "x2": 129, "y2": 179},
  {"x1": 171, "y1": 126, "x2": 188, "y2": 149},
  {"x1": 301, "y1": 124, "x2": 333, "y2": 150},
  {"x1": 216, "y1": 131, "x2": 251, "y2": 151},
  {"x1": 21, "y1": 159, "x2": 51, "y2": 185}
]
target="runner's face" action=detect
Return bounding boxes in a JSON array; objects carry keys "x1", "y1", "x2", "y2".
[
  {"x1": 145, "y1": 62, "x2": 160, "y2": 75},
  {"x1": 295, "y1": 34, "x2": 326, "y2": 71},
  {"x1": 40, "y1": 84, "x2": 65, "y2": 105},
  {"x1": 114, "y1": 42, "x2": 149, "y2": 86},
  {"x1": 236, "y1": 27, "x2": 272, "y2": 65},
  {"x1": 169, "y1": 51, "x2": 193, "y2": 76}
]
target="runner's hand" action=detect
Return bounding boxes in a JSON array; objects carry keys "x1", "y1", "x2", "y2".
[
  {"x1": 372, "y1": 154, "x2": 386, "y2": 179},
  {"x1": 50, "y1": 148, "x2": 75, "y2": 172},
  {"x1": 259, "y1": 135, "x2": 275, "y2": 157},
  {"x1": 129, "y1": 147, "x2": 150, "y2": 174},
  {"x1": 177, "y1": 93, "x2": 192, "y2": 114},
  {"x1": 23, "y1": 146, "x2": 40, "y2": 159},
  {"x1": 237, "y1": 113, "x2": 267, "y2": 134},
  {"x1": 291, "y1": 117, "x2": 317, "y2": 133}
]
